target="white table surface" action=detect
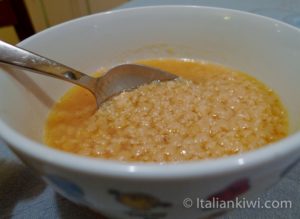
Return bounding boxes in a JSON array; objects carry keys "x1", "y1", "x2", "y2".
[{"x1": 1, "y1": 0, "x2": 300, "y2": 218}]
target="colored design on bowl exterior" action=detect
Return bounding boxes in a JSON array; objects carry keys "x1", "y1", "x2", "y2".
[
  {"x1": 109, "y1": 189, "x2": 172, "y2": 219},
  {"x1": 45, "y1": 175, "x2": 85, "y2": 204},
  {"x1": 198, "y1": 210, "x2": 229, "y2": 219},
  {"x1": 206, "y1": 178, "x2": 250, "y2": 203}
]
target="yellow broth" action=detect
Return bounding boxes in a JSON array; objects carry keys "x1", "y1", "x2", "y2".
[{"x1": 44, "y1": 59, "x2": 288, "y2": 162}]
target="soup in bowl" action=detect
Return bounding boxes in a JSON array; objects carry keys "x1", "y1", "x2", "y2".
[
  {"x1": 0, "y1": 6, "x2": 300, "y2": 219},
  {"x1": 45, "y1": 58, "x2": 288, "y2": 162}
]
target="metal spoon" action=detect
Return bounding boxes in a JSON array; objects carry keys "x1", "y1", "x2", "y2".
[{"x1": 0, "y1": 40, "x2": 177, "y2": 108}]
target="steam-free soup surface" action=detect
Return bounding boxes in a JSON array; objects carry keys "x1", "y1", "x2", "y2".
[{"x1": 44, "y1": 59, "x2": 288, "y2": 162}]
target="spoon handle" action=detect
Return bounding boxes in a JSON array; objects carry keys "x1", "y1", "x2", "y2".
[{"x1": 0, "y1": 40, "x2": 96, "y2": 92}]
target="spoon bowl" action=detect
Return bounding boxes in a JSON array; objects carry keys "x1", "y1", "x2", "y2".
[{"x1": 0, "y1": 40, "x2": 177, "y2": 108}]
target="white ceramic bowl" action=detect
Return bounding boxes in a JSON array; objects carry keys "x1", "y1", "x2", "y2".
[{"x1": 0, "y1": 6, "x2": 300, "y2": 219}]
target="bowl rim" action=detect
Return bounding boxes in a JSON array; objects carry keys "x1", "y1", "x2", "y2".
[{"x1": 1, "y1": 5, "x2": 300, "y2": 179}]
